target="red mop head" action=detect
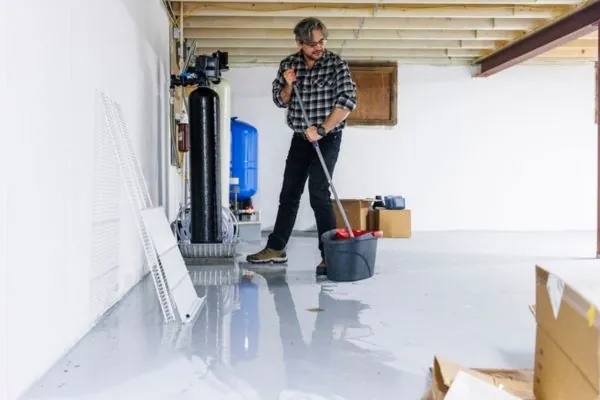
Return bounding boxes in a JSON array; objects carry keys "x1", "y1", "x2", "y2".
[{"x1": 335, "y1": 229, "x2": 383, "y2": 240}]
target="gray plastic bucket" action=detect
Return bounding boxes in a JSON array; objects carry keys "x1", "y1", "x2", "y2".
[{"x1": 321, "y1": 229, "x2": 379, "y2": 282}]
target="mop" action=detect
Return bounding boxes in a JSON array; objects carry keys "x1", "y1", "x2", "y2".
[{"x1": 292, "y1": 83, "x2": 382, "y2": 282}]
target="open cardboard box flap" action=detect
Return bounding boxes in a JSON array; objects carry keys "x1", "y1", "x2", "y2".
[{"x1": 422, "y1": 356, "x2": 534, "y2": 400}]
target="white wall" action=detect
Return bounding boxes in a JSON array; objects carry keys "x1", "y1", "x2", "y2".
[
  {"x1": 224, "y1": 63, "x2": 596, "y2": 232},
  {"x1": 1, "y1": 0, "x2": 171, "y2": 398}
]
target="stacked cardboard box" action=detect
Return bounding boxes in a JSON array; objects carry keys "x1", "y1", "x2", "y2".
[
  {"x1": 422, "y1": 261, "x2": 600, "y2": 399},
  {"x1": 332, "y1": 198, "x2": 411, "y2": 238},
  {"x1": 368, "y1": 208, "x2": 411, "y2": 238}
]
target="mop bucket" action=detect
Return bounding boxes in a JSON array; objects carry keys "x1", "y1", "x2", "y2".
[{"x1": 322, "y1": 229, "x2": 382, "y2": 282}]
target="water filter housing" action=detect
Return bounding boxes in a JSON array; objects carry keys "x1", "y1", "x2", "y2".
[{"x1": 188, "y1": 85, "x2": 223, "y2": 243}]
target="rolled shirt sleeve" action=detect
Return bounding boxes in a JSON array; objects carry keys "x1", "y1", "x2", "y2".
[{"x1": 333, "y1": 60, "x2": 357, "y2": 112}]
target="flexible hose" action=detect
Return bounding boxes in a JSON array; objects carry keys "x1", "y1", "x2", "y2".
[
  {"x1": 175, "y1": 205, "x2": 238, "y2": 244},
  {"x1": 222, "y1": 206, "x2": 239, "y2": 243}
]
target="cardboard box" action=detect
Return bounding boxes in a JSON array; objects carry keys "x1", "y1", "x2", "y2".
[
  {"x1": 421, "y1": 356, "x2": 534, "y2": 400},
  {"x1": 422, "y1": 262, "x2": 600, "y2": 400},
  {"x1": 533, "y1": 262, "x2": 600, "y2": 399},
  {"x1": 333, "y1": 199, "x2": 371, "y2": 231},
  {"x1": 368, "y1": 209, "x2": 411, "y2": 238}
]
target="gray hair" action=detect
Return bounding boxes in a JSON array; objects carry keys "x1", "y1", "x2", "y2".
[{"x1": 293, "y1": 17, "x2": 328, "y2": 44}]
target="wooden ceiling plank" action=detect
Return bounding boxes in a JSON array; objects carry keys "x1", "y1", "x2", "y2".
[
  {"x1": 225, "y1": 56, "x2": 593, "y2": 69},
  {"x1": 195, "y1": 47, "x2": 484, "y2": 58},
  {"x1": 174, "y1": 2, "x2": 571, "y2": 19},
  {"x1": 536, "y1": 46, "x2": 599, "y2": 57},
  {"x1": 526, "y1": 58, "x2": 597, "y2": 64},
  {"x1": 191, "y1": 0, "x2": 581, "y2": 4},
  {"x1": 183, "y1": 16, "x2": 548, "y2": 30},
  {"x1": 362, "y1": 17, "x2": 546, "y2": 30},
  {"x1": 191, "y1": 38, "x2": 500, "y2": 49},
  {"x1": 560, "y1": 38, "x2": 598, "y2": 47},
  {"x1": 183, "y1": 28, "x2": 523, "y2": 40},
  {"x1": 226, "y1": 57, "x2": 476, "y2": 67},
  {"x1": 171, "y1": 1, "x2": 592, "y2": 67}
]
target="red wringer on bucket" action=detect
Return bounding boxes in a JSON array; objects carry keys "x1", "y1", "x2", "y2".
[{"x1": 292, "y1": 83, "x2": 382, "y2": 282}]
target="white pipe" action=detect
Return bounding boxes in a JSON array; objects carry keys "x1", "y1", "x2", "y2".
[{"x1": 210, "y1": 77, "x2": 232, "y2": 210}]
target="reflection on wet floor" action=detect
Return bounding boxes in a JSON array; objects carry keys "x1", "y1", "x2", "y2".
[
  {"x1": 22, "y1": 261, "x2": 427, "y2": 399},
  {"x1": 22, "y1": 232, "x2": 555, "y2": 399}
]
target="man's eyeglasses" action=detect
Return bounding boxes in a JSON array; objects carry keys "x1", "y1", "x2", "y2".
[{"x1": 302, "y1": 39, "x2": 327, "y2": 48}]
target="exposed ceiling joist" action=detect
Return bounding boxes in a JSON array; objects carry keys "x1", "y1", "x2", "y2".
[
  {"x1": 536, "y1": 46, "x2": 598, "y2": 57},
  {"x1": 194, "y1": 38, "x2": 501, "y2": 49},
  {"x1": 183, "y1": 16, "x2": 547, "y2": 30},
  {"x1": 198, "y1": 45, "x2": 595, "y2": 57},
  {"x1": 226, "y1": 56, "x2": 594, "y2": 67},
  {"x1": 172, "y1": 0, "x2": 592, "y2": 66},
  {"x1": 561, "y1": 38, "x2": 598, "y2": 47},
  {"x1": 192, "y1": 37, "x2": 595, "y2": 51},
  {"x1": 197, "y1": 47, "x2": 485, "y2": 57},
  {"x1": 173, "y1": 2, "x2": 572, "y2": 18},
  {"x1": 476, "y1": 0, "x2": 600, "y2": 76},
  {"x1": 184, "y1": 0, "x2": 581, "y2": 4},
  {"x1": 184, "y1": 28, "x2": 523, "y2": 41},
  {"x1": 227, "y1": 56, "x2": 474, "y2": 65}
]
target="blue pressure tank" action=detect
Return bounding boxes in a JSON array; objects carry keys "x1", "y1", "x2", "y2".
[{"x1": 230, "y1": 117, "x2": 258, "y2": 200}]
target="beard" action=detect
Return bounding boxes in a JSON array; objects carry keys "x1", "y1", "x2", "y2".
[{"x1": 304, "y1": 50, "x2": 323, "y2": 60}]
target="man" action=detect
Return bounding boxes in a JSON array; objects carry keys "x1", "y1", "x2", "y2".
[{"x1": 246, "y1": 17, "x2": 357, "y2": 276}]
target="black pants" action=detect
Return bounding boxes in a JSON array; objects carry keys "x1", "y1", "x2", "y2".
[{"x1": 267, "y1": 132, "x2": 342, "y2": 257}]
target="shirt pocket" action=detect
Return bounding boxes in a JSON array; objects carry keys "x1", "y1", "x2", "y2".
[{"x1": 313, "y1": 75, "x2": 335, "y2": 89}]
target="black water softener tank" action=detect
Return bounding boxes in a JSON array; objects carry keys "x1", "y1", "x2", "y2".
[{"x1": 189, "y1": 85, "x2": 223, "y2": 243}]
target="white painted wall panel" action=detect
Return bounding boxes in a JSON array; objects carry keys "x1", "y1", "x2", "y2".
[
  {"x1": 224, "y1": 64, "x2": 596, "y2": 232},
  {"x1": 2, "y1": 0, "x2": 171, "y2": 398}
]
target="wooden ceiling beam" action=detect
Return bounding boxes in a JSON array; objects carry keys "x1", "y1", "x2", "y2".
[
  {"x1": 183, "y1": 28, "x2": 523, "y2": 41},
  {"x1": 191, "y1": 38, "x2": 500, "y2": 49},
  {"x1": 195, "y1": 47, "x2": 484, "y2": 57},
  {"x1": 183, "y1": 16, "x2": 547, "y2": 30},
  {"x1": 526, "y1": 58, "x2": 597, "y2": 64},
  {"x1": 197, "y1": 46, "x2": 598, "y2": 59},
  {"x1": 197, "y1": 0, "x2": 581, "y2": 3},
  {"x1": 226, "y1": 56, "x2": 475, "y2": 66},
  {"x1": 536, "y1": 46, "x2": 599, "y2": 57},
  {"x1": 560, "y1": 38, "x2": 598, "y2": 47},
  {"x1": 173, "y1": 2, "x2": 571, "y2": 19},
  {"x1": 226, "y1": 55, "x2": 595, "y2": 68}
]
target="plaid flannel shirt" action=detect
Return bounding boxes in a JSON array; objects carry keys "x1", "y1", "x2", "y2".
[{"x1": 272, "y1": 50, "x2": 357, "y2": 136}]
